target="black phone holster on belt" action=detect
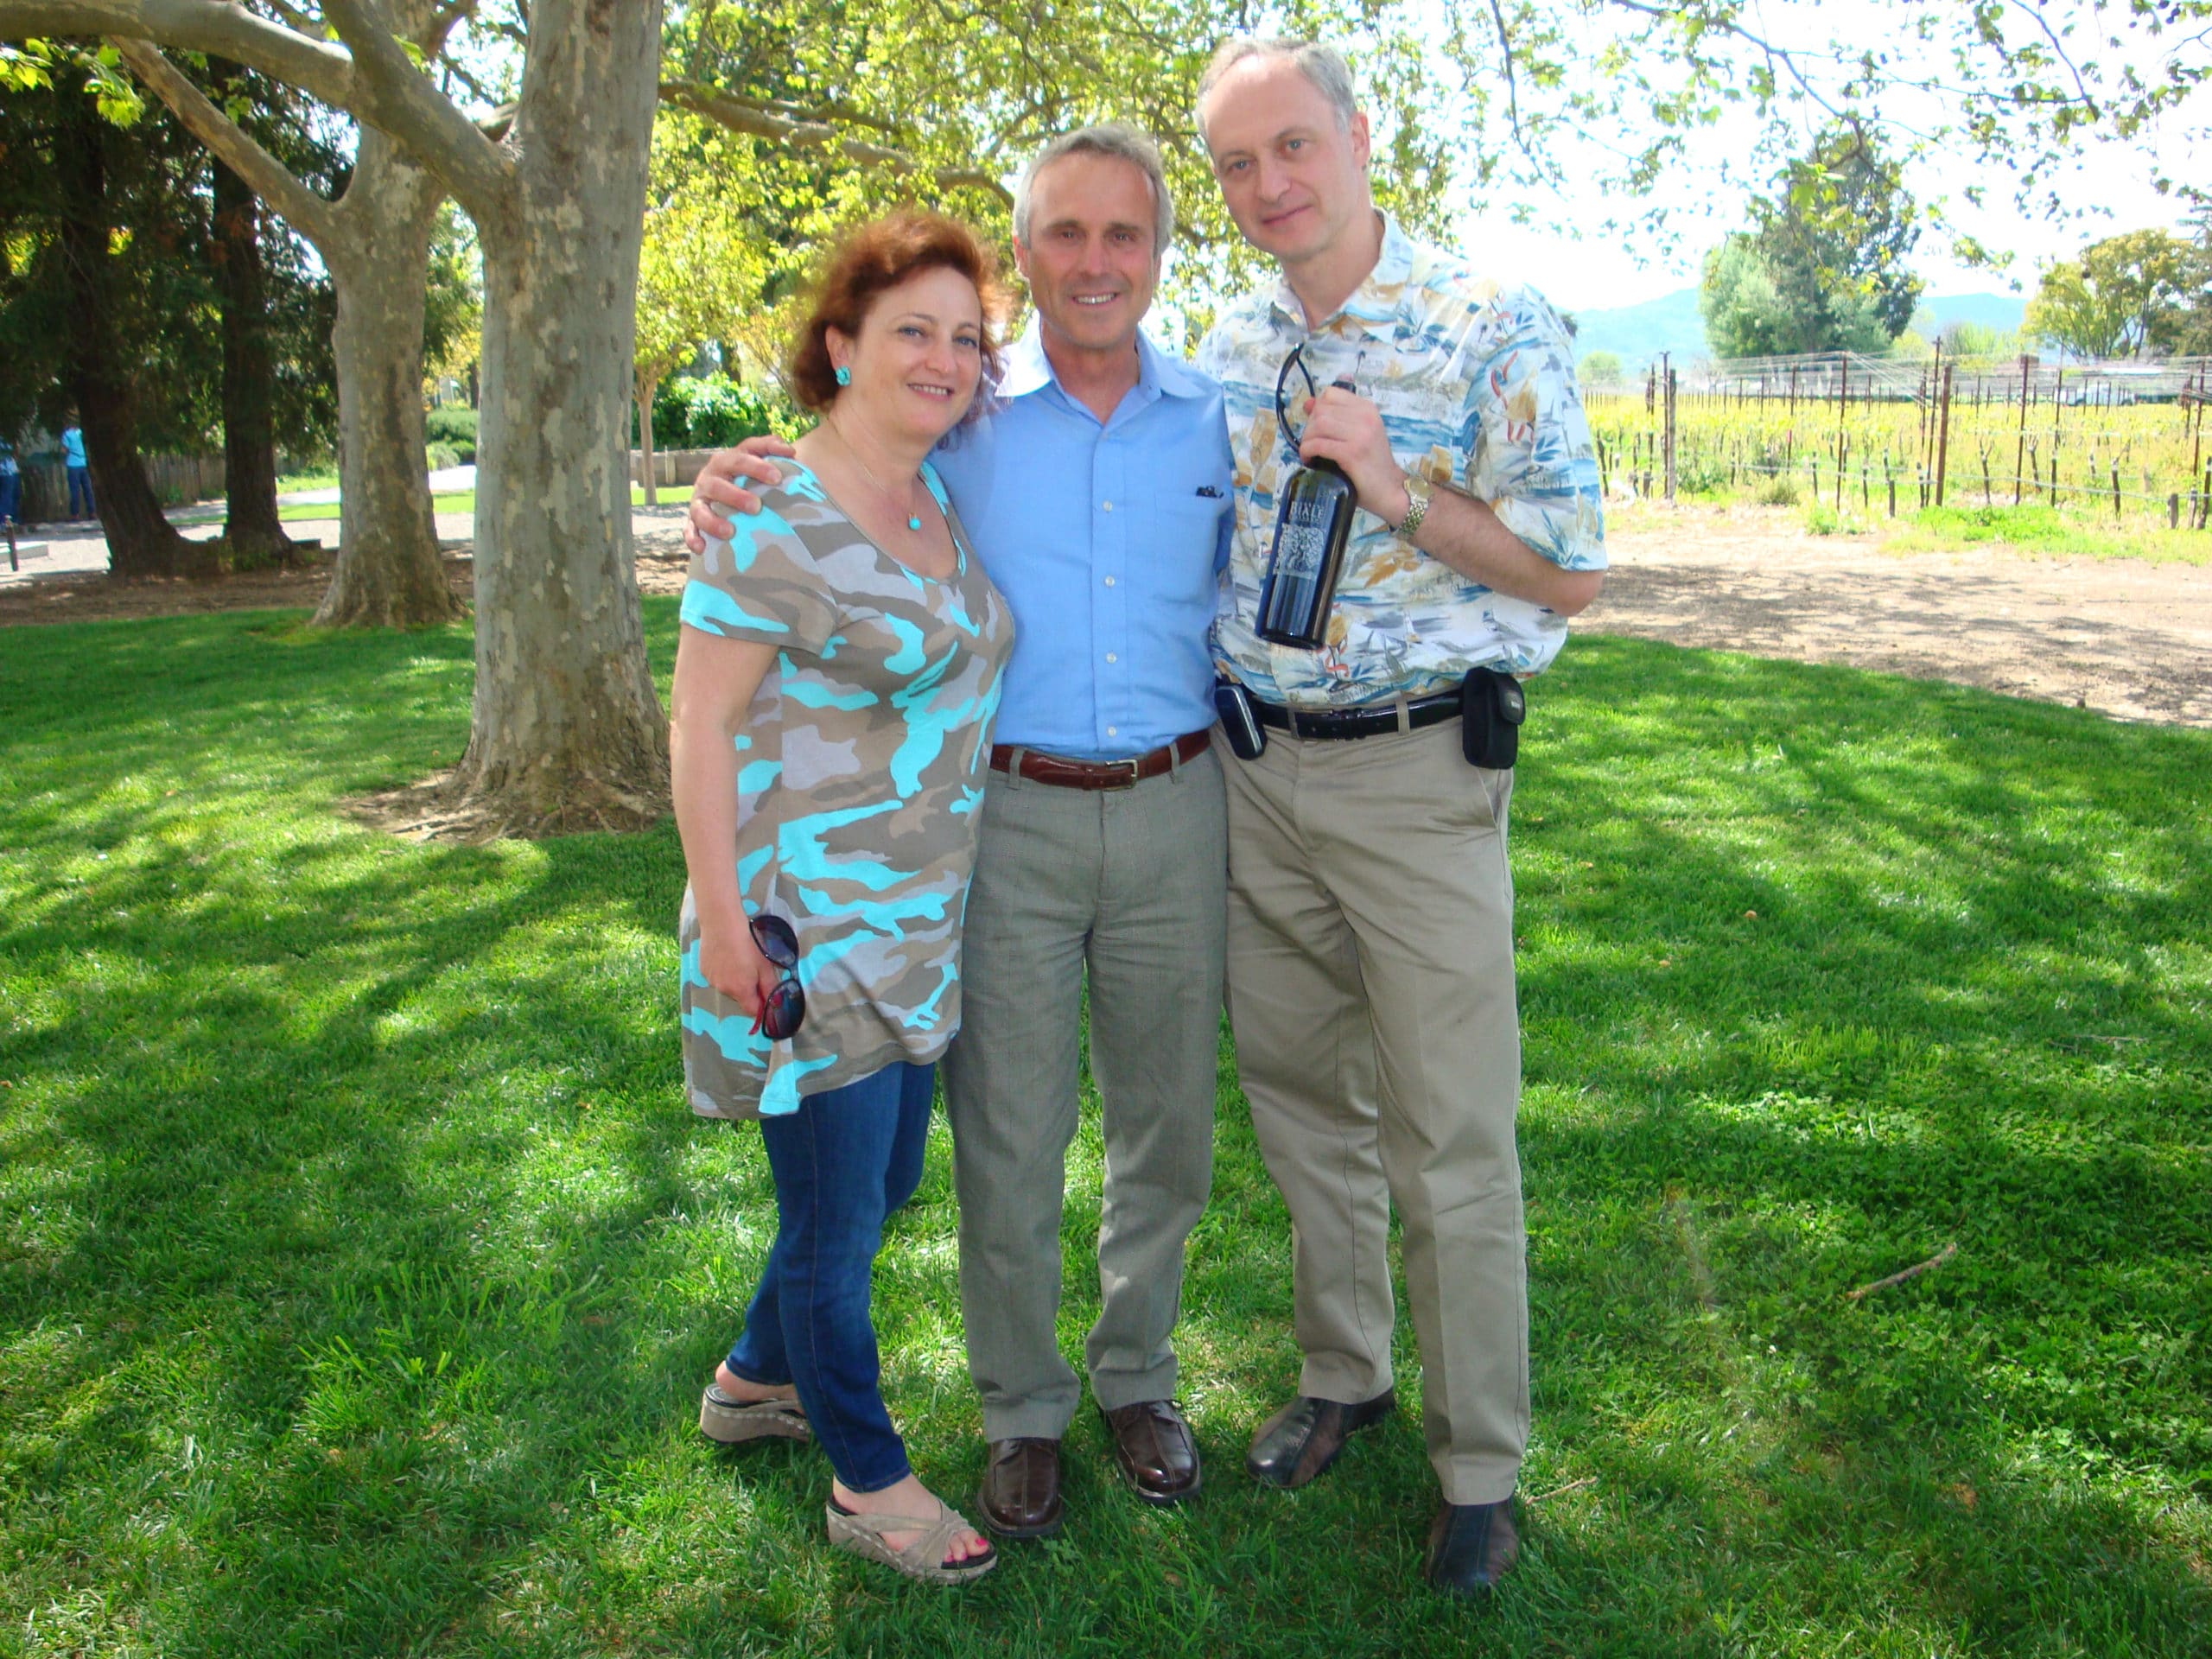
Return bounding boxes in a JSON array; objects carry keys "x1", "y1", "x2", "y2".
[{"x1": 1459, "y1": 668, "x2": 1525, "y2": 769}]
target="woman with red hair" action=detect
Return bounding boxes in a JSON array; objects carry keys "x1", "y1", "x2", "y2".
[{"x1": 671, "y1": 213, "x2": 1015, "y2": 1586}]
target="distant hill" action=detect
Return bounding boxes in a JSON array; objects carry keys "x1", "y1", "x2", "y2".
[
  {"x1": 1566, "y1": 289, "x2": 1704, "y2": 372},
  {"x1": 1914, "y1": 292, "x2": 2028, "y2": 338},
  {"x1": 1567, "y1": 287, "x2": 2029, "y2": 372}
]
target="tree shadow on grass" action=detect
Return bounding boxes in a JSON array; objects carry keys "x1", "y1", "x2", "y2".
[{"x1": 3, "y1": 621, "x2": 2208, "y2": 1655}]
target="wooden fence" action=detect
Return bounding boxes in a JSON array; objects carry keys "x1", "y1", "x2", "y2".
[{"x1": 10, "y1": 453, "x2": 229, "y2": 524}]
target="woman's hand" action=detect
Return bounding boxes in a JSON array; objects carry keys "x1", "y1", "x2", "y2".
[
  {"x1": 685, "y1": 437, "x2": 799, "y2": 554},
  {"x1": 696, "y1": 918, "x2": 785, "y2": 1025}
]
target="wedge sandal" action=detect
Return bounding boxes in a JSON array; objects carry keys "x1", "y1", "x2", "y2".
[
  {"x1": 698, "y1": 1382, "x2": 810, "y2": 1445},
  {"x1": 825, "y1": 1497, "x2": 997, "y2": 1586}
]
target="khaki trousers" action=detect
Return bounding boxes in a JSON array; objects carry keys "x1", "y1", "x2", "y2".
[
  {"x1": 942, "y1": 747, "x2": 1227, "y2": 1442},
  {"x1": 1222, "y1": 717, "x2": 1528, "y2": 1505}
]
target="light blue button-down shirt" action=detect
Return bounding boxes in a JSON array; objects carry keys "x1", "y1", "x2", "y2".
[{"x1": 930, "y1": 321, "x2": 1233, "y2": 762}]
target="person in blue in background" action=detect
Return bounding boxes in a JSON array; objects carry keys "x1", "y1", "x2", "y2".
[
  {"x1": 0, "y1": 434, "x2": 20, "y2": 527},
  {"x1": 61, "y1": 417, "x2": 94, "y2": 519}
]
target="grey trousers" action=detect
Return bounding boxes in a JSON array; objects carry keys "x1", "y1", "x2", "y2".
[
  {"x1": 1222, "y1": 719, "x2": 1529, "y2": 1505},
  {"x1": 942, "y1": 745, "x2": 1227, "y2": 1442}
]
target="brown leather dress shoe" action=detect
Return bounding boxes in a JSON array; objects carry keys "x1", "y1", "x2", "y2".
[
  {"x1": 976, "y1": 1437, "x2": 1063, "y2": 1540},
  {"x1": 1098, "y1": 1399, "x2": 1200, "y2": 1504},
  {"x1": 1244, "y1": 1389, "x2": 1395, "y2": 1489},
  {"x1": 1423, "y1": 1497, "x2": 1518, "y2": 1598}
]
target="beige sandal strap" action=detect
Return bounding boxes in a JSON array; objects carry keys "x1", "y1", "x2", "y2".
[{"x1": 828, "y1": 1502, "x2": 990, "y2": 1579}]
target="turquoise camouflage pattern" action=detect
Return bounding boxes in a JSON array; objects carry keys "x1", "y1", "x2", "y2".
[
  {"x1": 678, "y1": 461, "x2": 1014, "y2": 1118},
  {"x1": 1198, "y1": 213, "x2": 1606, "y2": 705}
]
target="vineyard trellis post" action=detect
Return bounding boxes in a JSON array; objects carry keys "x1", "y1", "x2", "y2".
[
  {"x1": 2013, "y1": 354, "x2": 2031, "y2": 506},
  {"x1": 2190, "y1": 365, "x2": 2204, "y2": 490},
  {"x1": 1935, "y1": 364, "x2": 1955, "y2": 509},
  {"x1": 1837, "y1": 359, "x2": 1850, "y2": 510}
]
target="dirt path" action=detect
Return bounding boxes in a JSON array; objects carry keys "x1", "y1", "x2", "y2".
[
  {"x1": 1582, "y1": 505, "x2": 2212, "y2": 728},
  {"x1": 8, "y1": 502, "x2": 2210, "y2": 731}
]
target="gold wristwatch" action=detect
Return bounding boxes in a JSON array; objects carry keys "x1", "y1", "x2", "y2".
[{"x1": 1395, "y1": 471, "x2": 1433, "y2": 537}]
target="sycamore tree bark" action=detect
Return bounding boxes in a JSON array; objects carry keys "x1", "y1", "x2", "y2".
[
  {"x1": 8, "y1": 0, "x2": 671, "y2": 830},
  {"x1": 315, "y1": 129, "x2": 448, "y2": 626},
  {"x1": 459, "y1": 2, "x2": 666, "y2": 830},
  {"x1": 103, "y1": 31, "x2": 461, "y2": 626}
]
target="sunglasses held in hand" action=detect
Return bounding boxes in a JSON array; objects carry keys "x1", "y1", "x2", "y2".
[{"x1": 748, "y1": 913, "x2": 806, "y2": 1040}]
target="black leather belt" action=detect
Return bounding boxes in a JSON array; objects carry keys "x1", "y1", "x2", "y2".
[{"x1": 1252, "y1": 691, "x2": 1459, "y2": 741}]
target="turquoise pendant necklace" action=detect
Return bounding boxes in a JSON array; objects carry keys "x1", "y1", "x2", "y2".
[{"x1": 830, "y1": 417, "x2": 924, "y2": 530}]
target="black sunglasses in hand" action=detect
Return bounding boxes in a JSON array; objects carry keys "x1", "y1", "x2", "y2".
[{"x1": 747, "y1": 913, "x2": 806, "y2": 1040}]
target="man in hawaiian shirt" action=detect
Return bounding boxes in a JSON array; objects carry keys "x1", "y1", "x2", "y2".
[{"x1": 1194, "y1": 35, "x2": 1605, "y2": 1599}]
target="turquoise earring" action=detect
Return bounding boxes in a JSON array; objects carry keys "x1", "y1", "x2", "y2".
[{"x1": 834, "y1": 365, "x2": 851, "y2": 386}]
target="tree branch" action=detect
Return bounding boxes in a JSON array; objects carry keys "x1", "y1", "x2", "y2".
[
  {"x1": 256, "y1": 0, "x2": 318, "y2": 34},
  {"x1": 660, "y1": 79, "x2": 1012, "y2": 207},
  {"x1": 320, "y1": 0, "x2": 512, "y2": 232},
  {"x1": 0, "y1": 0, "x2": 356, "y2": 106},
  {"x1": 423, "y1": 0, "x2": 475, "y2": 57},
  {"x1": 1604, "y1": 0, "x2": 1847, "y2": 122},
  {"x1": 107, "y1": 35, "x2": 344, "y2": 251},
  {"x1": 1, "y1": 1, "x2": 516, "y2": 234}
]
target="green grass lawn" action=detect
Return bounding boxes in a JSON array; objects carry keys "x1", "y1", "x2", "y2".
[
  {"x1": 270, "y1": 486, "x2": 692, "y2": 524},
  {"x1": 168, "y1": 485, "x2": 687, "y2": 530},
  {"x1": 3, "y1": 613, "x2": 2208, "y2": 1656}
]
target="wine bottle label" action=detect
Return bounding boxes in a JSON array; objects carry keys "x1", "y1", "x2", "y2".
[{"x1": 1272, "y1": 496, "x2": 1336, "y2": 579}]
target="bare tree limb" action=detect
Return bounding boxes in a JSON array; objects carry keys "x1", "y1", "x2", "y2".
[
  {"x1": 0, "y1": 1, "x2": 356, "y2": 105},
  {"x1": 107, "y1": 35, "x2": 343, "y2": 250},
  {"x1": 0, "y1": 1, "x2": 517, "y2": 232},
  {"x1": 423, "y1": 0, "x2": 475, "y2": 57},
  {"x1": 320, "y1": 0, "x2": 512, "y2": 231},
  {"x1": 255, "y1": 0, "x2": 321, "y2": 37},
  {"x1": 660, "y1": 78, "x2": 1013, "y2": 207}
]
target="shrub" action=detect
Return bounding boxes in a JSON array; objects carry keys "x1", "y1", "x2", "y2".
[
  {"x1": 425, "y1": 442, "x2": 464, "y2": 474},
  {"x1": 1675, "y1": 458, "x2": 1730, "y2": 496},
  {"x1": 645, "y1": 374, "x2": 781, "y2": 449},
  {"x1": 1579, "y1": 350, "x2": 1624, "y2": 385},
  {"x1": 1754, "y1": 472, "x2": 1801, "y2": 507},
  {"x1": 424, "y1": 405, "x2": 477, "y2": 463}
]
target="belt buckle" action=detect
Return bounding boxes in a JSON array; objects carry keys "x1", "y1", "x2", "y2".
[{"x1": 1101, "y1": 757, "x2": 1141, "y2": 790}]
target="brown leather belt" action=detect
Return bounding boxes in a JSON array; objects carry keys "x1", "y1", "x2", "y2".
[{"x1": 989, "y1": 729, "x2": 1211, "y2": 791}]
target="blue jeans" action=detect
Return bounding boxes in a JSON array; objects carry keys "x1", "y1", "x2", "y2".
[
  {"x1": 0, "y1": 472, "x2": 19, "y2": 524},
  {"x1": 725, "y1": 1062, "x2": 935, "y2": 1492},
  {"x1": 67, "y1": 466, "x2": 94, "y2": 518}
]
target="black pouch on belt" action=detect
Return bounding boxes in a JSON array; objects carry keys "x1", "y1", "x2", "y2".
[{"x1": 1459, "y1": 667, "x2": 1525, "y2": 769}]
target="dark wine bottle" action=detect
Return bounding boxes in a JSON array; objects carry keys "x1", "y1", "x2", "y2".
[{"x1": 1255, "y1": 454, "x2": 1357, "y2": 648}]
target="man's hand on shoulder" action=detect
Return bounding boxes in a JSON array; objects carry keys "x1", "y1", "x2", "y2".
[
  {"x1": 684, "y1": 435, "x2": 798, "y2": 555},
  {"x1": 1296, "y1": 386, "x2": 1409, "y2": 526}
]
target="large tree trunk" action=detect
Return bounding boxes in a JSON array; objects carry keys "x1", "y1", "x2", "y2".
[
  {"x1": 313, "y1": 131, "x2": 461, "y2": 627},
  {"x1": 209, "y1": 151, "x2": 298, "y2": 568},
  {"x1": 450, "y1": 0, "x2": 668, "y2": 833},
  {"x1": 55, "y1": 73, "x2": 205, "y2": 579}
]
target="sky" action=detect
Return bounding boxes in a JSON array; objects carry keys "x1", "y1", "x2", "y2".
[{"x1": 1440, "y1": 2, "x2": 2210, "y2": 312}]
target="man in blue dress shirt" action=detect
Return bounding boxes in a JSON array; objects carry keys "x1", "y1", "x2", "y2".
[{"x1": 688, "y1": 125, "x2": 1235, "y2": 1541}]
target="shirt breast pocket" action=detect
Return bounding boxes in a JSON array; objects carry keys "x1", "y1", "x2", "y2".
[{"x1": 1153, "y1": 493, "x2": 1231, "y2": 604}]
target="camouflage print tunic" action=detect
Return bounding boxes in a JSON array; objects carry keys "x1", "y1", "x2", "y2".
[{"x1": 678, "y1": 461, "x2": 1014, "y2": 1119}]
